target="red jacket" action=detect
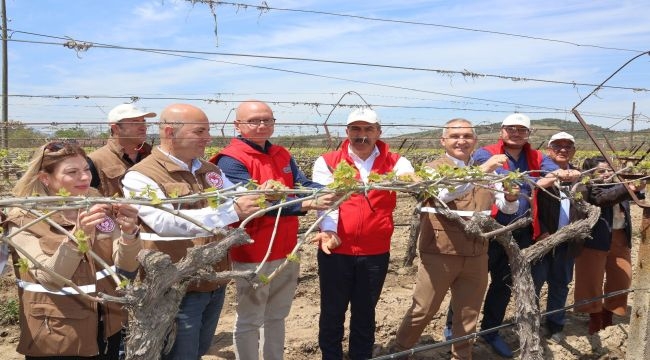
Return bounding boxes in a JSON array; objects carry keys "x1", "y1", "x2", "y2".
[
  {"x1": 322, "y1": 140, "x2": 401, "y2": 255},
  {"x1": 482, "y1": 140, "x2": 544, "y2": 239},
  {"x1": 213, "y1": 138, "x2": 299, "y2": 262}
]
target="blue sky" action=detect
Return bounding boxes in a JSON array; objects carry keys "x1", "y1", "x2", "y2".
[{"x1": 4, "y1": 0, "x2": 650, "y2": 137}]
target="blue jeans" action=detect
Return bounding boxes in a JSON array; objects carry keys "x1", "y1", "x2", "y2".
[
  {"x1": 531, "y1": 242, "x2": 574, "y2": 332},
  {"x1": 163, "y1": 287, "x2": 226, "y2": 360},
  {"x1": 318, "y1": 251, "x2": 390, "y2": 360}
]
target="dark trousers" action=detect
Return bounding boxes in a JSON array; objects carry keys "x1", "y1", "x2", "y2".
[
  {"x1": 318, "y1": 250, "x2": 390, "y2": 360},
  {"x1": 480, "y1": 227, "x2": 533, "y2": 339},
  {"x1": 531, "y1": 242, "x2": 574, "y2": 333}
]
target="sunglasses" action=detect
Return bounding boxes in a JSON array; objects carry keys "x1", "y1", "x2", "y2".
[{"x1": 39, "y1": 140, "x2": 79, "y2": 170}]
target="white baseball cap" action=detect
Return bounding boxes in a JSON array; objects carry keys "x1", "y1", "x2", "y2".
[
  {"x1": 548, "y1": 131, "x2": 575, "y2": 146},
  {"x1": 502, "y1": 113, "x2": 531, "y2": 129},
  {"x1": 347, "y1": 107, "x2": 379, "y2": 125},
  {"x1": 108, "y1": 104, "x2": 156, "y2": 124}
]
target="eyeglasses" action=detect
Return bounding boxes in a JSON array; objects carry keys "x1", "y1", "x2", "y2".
[
  {"x1": 502, "y1": 126, "x2": 530, "y2": 135},
  {"x1": 549, "y1": 144, "x2": 575, "y2": 151},
  {"x1": 39, "y1": 140, "x2": 78, "y2": 170},
  {"x1": 594, "y1": 168, "x2": 614, "y2": 174},
  {"x1": 238, "y1": 118, "x2": 276, "y2": 127}
]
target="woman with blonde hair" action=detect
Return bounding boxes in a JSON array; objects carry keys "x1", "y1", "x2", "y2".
[{"x1": 5, "y1": 141, "x2": 142, "y2": 359}]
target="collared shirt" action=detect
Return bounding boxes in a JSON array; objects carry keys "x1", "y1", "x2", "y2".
[
  {"x1": 434, "y1": 153, "x2": 519, "y2": 214},
  {"x1": 122, "y1": 146, "x2": 240, "y2": 237},
  {"x1": 312, "y1": 144, "x2": 414, "y2": 233},
  {"x1": 216, "y1": 136, "x2": 324, "y2": 215}
]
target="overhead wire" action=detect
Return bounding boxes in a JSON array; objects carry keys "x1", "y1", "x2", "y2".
[
  {"x1": 7, "y1": 30, "x2": 649, "y2": 93},
  {"x1": 193, "y1": 1, "x2": 646, "y2": 53}
]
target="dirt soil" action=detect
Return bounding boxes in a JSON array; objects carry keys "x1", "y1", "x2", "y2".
[{"x1": 0, "y1": 196, "x2": 637, "y2": 359}]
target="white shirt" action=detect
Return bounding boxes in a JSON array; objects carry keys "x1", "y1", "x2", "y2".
[
  {"x1": 312, "y1": 144, "x2": 415, "y2": 233},
  {"x1": 434, "y1": 154, "x2": 519, "y2": 214},
  {"x1": 122, "y1": 147, "x2": 240, "y2": 237}
]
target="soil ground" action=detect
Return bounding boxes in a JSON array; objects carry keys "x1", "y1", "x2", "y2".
[{"x1": 0, "y1": 195, "x2": 637, "y2": 359}]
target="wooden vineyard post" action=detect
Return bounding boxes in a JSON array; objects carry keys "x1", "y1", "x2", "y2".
[{"x1": 627, "y1": 199, "x2": 650, "y2": 359}]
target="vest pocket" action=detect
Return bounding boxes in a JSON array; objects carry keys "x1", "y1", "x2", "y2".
[{"x1": 25, "y1": 301, "x2": 95, "y2": 355}]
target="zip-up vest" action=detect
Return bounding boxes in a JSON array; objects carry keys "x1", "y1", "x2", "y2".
[
  {"x1": 212, "y1": 138, "x2": 299, "y2": 263},
  {"x1": 5, "y1": 208, "x2": 124, "y2": 357},
  {"x1": 482, "y1": 140, "x2": 543, "y2": 238},
  {"x1": 88, "y1": 140, "x2": 152, "y2": 197},
  {"x1": 128, "y1": 147, "x2": 229, "y2": 292},
  {"x1": 418, "y1": 156, "x2": 494, "y2": 256},
  {"x1": 322, "y1": 140, "x2": 400, "y2": 255}
]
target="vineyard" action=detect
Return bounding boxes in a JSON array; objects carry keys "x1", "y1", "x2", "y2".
[{"x1": 0, "y1": 137, "x2": 646, "y2": 359}]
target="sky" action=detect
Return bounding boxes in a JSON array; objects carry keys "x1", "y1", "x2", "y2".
[{"x1": 4, "y1": 0, "x2": 650, "y2": 138}]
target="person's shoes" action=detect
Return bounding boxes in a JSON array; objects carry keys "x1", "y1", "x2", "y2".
[
  {"x1": 588, "y1": 312, "x2": 603, "y2": 335},
  {"x1": 601, "y1": 309, "x2": 613, "y2": 329},
  {"x1": 482, "y1": 334, "x2": 513, "y2": 358},
  {"x1": 443, "y1": 326, "x2": 453, "y2": 341},
  {"x1": 548, "y1": 331, "x2": 565, "y2": 344}
]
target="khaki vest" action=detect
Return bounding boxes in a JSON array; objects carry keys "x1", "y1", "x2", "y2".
[
  {"x1": 6, "y1": 207, "x2": 125, "y2": 357},
  {"x1": 418, "y1": 157, "x2": 495, "y2": 256},
  {"x1": 88, "y1": 140, "x2": 152, "y2": 197},
  {"x1": 128, "y1": 148, "x2": 230, "y2": 293}
]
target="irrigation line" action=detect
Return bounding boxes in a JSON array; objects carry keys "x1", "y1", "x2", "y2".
[{"x1": 372, "y1": 287, "x2": 645, "y2": 359}]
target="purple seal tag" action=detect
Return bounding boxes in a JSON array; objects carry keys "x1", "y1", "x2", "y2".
[
  {"x1": 96, "y1": 216, "x2": 116, "y2": 233},
  {"x1": 206, "y1": 171, "x2": 224, "y2": 189}
]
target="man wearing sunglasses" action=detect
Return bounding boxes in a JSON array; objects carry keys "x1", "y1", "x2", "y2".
[{"x1": 88, "y1": 103, "x2": 156, "y2": 197}]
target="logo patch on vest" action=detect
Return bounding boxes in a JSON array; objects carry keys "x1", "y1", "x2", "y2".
[
  {"x1": 206, "y1": 172, "x2": 224, "y2": 189},
  {"x1": 96, "y1": 216, "x2": 116, "y2": 233},
  {"x1": 283, "y1": 166, "x2": 291, "y2": 174}
]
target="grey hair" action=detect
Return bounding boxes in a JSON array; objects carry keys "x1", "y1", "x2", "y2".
[{"x1": 441, "y1": 118, "x2": 476, "y2": 137}]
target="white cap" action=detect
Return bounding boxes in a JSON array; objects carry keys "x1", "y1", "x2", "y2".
[
  {"x1": 502, "y1": 113, "x2": 531, "y2": 129},
  {"x1": 347, "y1": 107, "x2": 379, "y2": 125},
  {"x1": 548, "y1": 131, "x2": 575, "y2": 146},
  {"x1": 108, "y1": 104, "x2": 156, "y2": 124}
]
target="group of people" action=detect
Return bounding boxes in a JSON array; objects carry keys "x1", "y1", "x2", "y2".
[
  {"x1": 2, "y1": 103, "x2": 642, "y2": 360},
  {"x1": 393, "y1": 113, "x2": 643, "y2": 359}
]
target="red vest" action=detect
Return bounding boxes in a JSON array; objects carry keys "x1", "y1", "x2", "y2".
[
  {"x1": 482, "y1": 140, "x2": 544, "y2": 239},
  {"x1": 213, "y1": 138, "x2": 299, "y2": 262},
  {"x1": 322, "y1": 140, "x2": 400, "y2": 255}
]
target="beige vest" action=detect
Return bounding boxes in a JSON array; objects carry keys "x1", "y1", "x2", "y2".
[
  {"x1": 128, "y1": 148, "x2": 230, "y2": 293},
  {"x1": 6, "y1": 206, "x2": 125, "y2": 357},
  {"x1": 88, "y1": 140, "x2": 152, "y2": 197},
  {"x1": 418, "y1": 156, "x2": 495, "y2": 256}
]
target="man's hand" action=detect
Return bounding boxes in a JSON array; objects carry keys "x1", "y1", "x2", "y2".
[
  {"x1": 302, "y1": 193, "x2": 340, "y2": 211},
  {"x1": 233, "y1": 194, "x2": 265, "y2": 220},
  {"x1": 628, "y1": 180, "x2": 647, "y2": 192},
  {"x1": 311, "y1": 231, "x2": 341, "y2": 255},
  {"x1": 480, "y1": 154, "x2": 508, "y2": 173},
  {"x1": 503, "y1": 182, "x2": 520, "y2": 202}
]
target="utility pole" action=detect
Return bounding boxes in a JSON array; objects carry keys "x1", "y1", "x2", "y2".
[
  {"x1": 1, "y1": 0, "x2": 8, "y2": 180},
  {"x1": 631, "y1": 102, "x2": 636, "y2": 144}
]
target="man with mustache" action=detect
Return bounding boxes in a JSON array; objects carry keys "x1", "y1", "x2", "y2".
[{"x1": 311, "y1": 107, "x2": 414, "y2": 360}]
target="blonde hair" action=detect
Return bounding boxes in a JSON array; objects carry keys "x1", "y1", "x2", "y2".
[{"x1": 13, "y1": 141, "x2": 87, "y2": 197}]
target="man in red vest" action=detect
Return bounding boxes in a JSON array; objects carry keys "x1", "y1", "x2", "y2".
[
  {"x1": 311, "y1": 107, "x2": 414, "y2": 360},
  {"x1": 470, "y1": 113, "x2": 578, "y2": 357},
  {"x1": 211, "y1": 100, "x2": 338, "y2": 360}
]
